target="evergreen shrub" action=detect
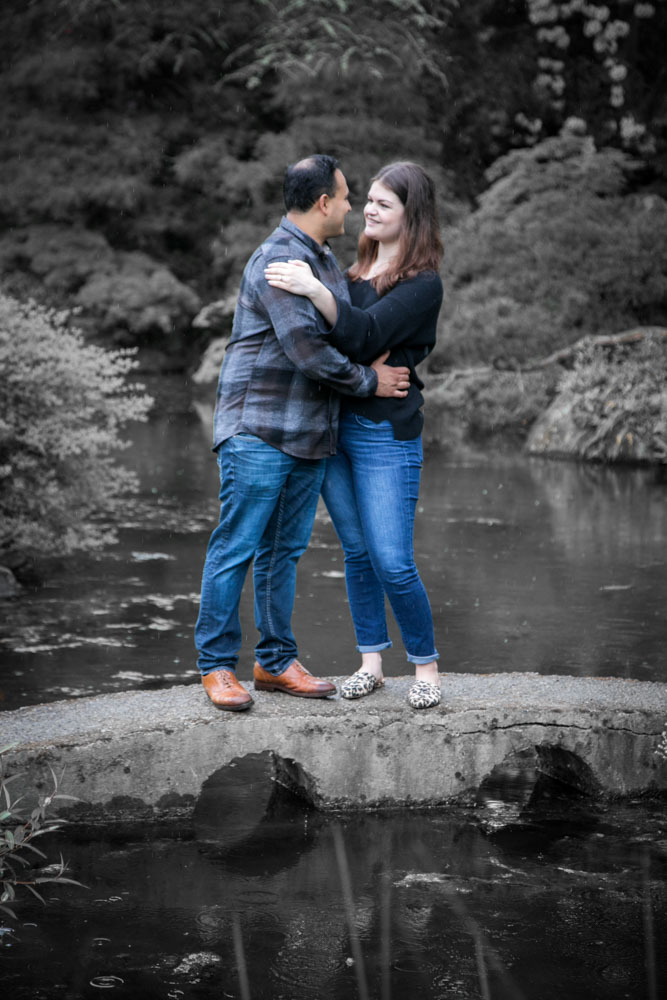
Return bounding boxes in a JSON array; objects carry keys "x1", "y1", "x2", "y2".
[
  {"x1": 181, "y1": 114, "x2": 464, "y2": 284},
  {"x1": 0, "y1": 113, "x2": 162, "y2": 230},
  {"x1": 432, "y1": 130, "x2": 667, "y2": 371},
  {"x1": 0, "y1": 293, "x2": 152, "y2": 567}
]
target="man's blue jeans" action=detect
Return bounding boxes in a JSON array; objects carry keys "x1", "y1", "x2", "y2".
[
  {"x1": 321, "y1": 413, "x2": 438, "y2": 664},
  {"x1": 195, "y1": 434, "x2": 325, "y2": 676}
]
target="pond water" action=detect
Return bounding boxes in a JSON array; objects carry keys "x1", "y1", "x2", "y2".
[
  {"x1": 2, "y1": 787, "x2": 666, "y2": 1000},
  {"x1": 1, "y1": 375, "x2": 666, "y2": 711}
]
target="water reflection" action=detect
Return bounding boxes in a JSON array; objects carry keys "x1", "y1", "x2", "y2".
[
  {"x1": 2, "y1": 797, "x2": 665, "y2": 999},
  {"x1": 1, "y1": 375, "x2": 665, "y2": 711}
]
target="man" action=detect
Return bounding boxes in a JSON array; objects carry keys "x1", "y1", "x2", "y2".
[{"x1": 195, "y1": 154, "x2": 410, "y2": 711}]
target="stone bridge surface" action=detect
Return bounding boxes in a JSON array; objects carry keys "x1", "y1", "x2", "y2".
[{"x1": 2, "y1": 672, "x2": 666, "y2": 823}]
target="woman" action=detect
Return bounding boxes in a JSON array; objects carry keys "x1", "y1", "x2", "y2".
[{"x1": 265, "y1": 161, "x2": 443, "y2": 709}]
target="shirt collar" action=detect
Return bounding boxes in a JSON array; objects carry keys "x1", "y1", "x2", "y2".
[{"x1": 279, "y1": 216, "x2": 332, "y2": 260}]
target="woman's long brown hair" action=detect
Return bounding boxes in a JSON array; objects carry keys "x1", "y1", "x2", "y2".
[{"x1": 347, "y1": 161, "x2": 443, "y2": 296}]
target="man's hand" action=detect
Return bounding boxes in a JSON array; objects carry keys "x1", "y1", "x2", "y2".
[{"x1": 371, "y1": 351, "x2": 410, "y2": 398}]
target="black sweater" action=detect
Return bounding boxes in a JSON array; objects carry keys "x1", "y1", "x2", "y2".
[{"x1": 328, "y1": 270, "x2": 443, "y2": 440}]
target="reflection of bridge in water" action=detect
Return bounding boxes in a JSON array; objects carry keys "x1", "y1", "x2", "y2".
[{"x1": 4, "y1": 672, "x2": 666, "y2": 827}]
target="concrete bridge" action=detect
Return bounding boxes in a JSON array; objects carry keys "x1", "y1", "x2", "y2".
[{"x1": 2, "y1": 672, "x2": 666, "y2": 826}]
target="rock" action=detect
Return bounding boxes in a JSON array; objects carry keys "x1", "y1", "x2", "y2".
[
  {"x1": 191, "y1": 334, "x2": 230, "y2": 384},
  {"x1": 0, "y1": 565, "x2": 21, "y2": 597},
  {"x1": 525, "y1": 391, "x2": 582, "y2": 459},
  {"x1": 526, "y1": 389, "x2": 655, "y2": 462},
  {"x1": 190, "y1": 295, "x2": 237, "y2": 383},
  {"x1": 192, "y1": 293, "x2": 237, "y2": 332}
]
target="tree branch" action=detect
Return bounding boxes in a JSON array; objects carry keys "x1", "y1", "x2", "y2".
[{"x1": 431, "y1": 327, "x2": 667, "y2": 384}]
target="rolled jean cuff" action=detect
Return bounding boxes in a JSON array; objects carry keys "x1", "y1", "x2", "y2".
[
  {"x1": 407, "y1": 651, "x2": 439, "y2": 665},
  {"x1": 357, "y1": 641, "x2": 392, "y2": 653}
]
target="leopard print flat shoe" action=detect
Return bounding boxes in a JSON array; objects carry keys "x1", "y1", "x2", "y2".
[
  {"x1": 407, "y1": 679, "x2": 441, "y2": 710},
  {"x1": 340, "y1": 670, "x2": 385, "y2": 700}
]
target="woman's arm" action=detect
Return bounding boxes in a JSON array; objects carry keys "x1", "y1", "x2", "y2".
[
  {"x1": 265, "y1": 261, "x2": 443, "y2": 364},
  {"x1": 264, "y1": 259, "x2": 338, "y2": 327},
  {"x1": 330, "y1": 273, "x2": 443, "y2": 364}
]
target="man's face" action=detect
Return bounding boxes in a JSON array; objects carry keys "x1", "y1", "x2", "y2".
[{"x1": 323, "y1": 169, "x2": 352, "y2": 238}]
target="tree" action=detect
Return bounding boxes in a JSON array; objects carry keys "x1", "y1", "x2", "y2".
[
  {"x1": 222, "y1": 0, "x2": 456, "y2": 90},
  {"x1": 0, "y1": 294, "x2": 152, "y2": 571},
  {"x1": 430, "y1": 124, "x2": 667, "y2": 371}
]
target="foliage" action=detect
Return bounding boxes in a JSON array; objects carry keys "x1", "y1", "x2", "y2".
[
  {"x1": 0, "y1": 112, "x2": 163, "y2": 230},
  {"x1": 0, "y1": 0, "x2": 664, "y2": 463},
  {"x1": 178, "y1": 113, "x2": 463, "y2": 284},
  {"x1": 428, "y1": 368, "x2": 558, "y2": 443},
  {"x1": 1, "y1": 0, "x2": 665, "y2": 309},
  {"x1": 75, "y1": 252, "x2": 202, "y2": 342},
  {"x1": 430, "y1": 127, "x2": 667, "y2": 371},
  {"x1": 525, "y1": 0, "x2": 667, "y2": 156},
  {"x1": 222, "y1": 0, "x2": 456, "y2": 90},
  {"x1": 555, "y1": 333, "x2": 667, "y2": 462},
  {"x1": 0, "y1": 294, "x2": 152, "y2": 565},
  {"x1": 1, "y1": 745, "x2": 82, "y2": 920},
  {"x1": 1, "y1": 0, "x2": 258, "y2": 105}
]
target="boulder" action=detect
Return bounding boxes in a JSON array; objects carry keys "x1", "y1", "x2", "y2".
[
  {"x1": 525, "y1": 391, "x2": 583, "y2": 459},
  {"x1": 526, "y1": 390, "x2": 657, "y2": 462},
  {"x1": 190, "y1": 294, "x2": 237, "y2": 384},
  {"x1": 192, "y1": 293, "x2": 237, "y2": 333},
  {"x1": 191, "y1": 335, "x2": 230, "y2": 384},
  {"x1": 0, "y1": 565, "x2": 20, "y2": 597}
]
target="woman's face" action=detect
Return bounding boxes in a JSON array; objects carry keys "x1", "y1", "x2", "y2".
[{"x1": 363, "y1": 180, "x2": 405, "y2": 244}]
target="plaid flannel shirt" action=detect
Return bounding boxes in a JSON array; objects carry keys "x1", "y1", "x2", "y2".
[{"x1": 213, "y1": 218, "x2": 378, "y2": 459}]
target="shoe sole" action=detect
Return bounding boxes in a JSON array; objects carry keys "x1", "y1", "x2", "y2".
[
  {"x1": 207, "y1": 698, "x2": 253, "y2": 711},
  {"x1": 254, "y1": 680, "x2": 335, "y2": 698}
]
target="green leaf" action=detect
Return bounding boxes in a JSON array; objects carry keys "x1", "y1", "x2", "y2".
[
  {"x1": 24, "y1": 883, "x2": 46, "y2": 905},
  {"x1": 319, "y1": 17, "x2": 338, "y2": 40},
  {"x1": 51, "y1": 877, "x2": 87, "y2": 888},
  {"x1": 16, "y1": 841, "x2": 47, "y2": 858}
]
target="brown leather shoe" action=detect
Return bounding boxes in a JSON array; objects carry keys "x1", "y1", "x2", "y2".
[
  {"x1": 253, "y1": 660, "x2": 337, "y2": 698},
  {"x1": 202, "y1": 669, "x2": 253, "y2": 711}
]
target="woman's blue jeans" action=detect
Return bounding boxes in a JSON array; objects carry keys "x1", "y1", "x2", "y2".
[
  {"x1": 195, "y1": 434, "x2": 325, "y2": 676},
  {"x1": 321, "y1": 413, "x2": 438, "y2": 664}
]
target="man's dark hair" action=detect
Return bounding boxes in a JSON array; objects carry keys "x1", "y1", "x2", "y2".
[{"x1": 283, "y1": 154, "x2": 339, "y2": 213}]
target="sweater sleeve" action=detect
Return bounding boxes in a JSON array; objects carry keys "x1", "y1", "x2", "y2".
[
  {"x1": 255, "y1": 249, "x2": 378, "y2": 397},
  {"x1": 327, "y1": 272, "x2": 443, "y2": 365}
]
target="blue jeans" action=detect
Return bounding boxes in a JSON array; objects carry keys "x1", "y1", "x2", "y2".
[
  {"x1": 321, "y1": 413, "x2": 438, "y2": 664},
  {"x1": 195, "y1": 434, "x2": 325, "y2": 676}
]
